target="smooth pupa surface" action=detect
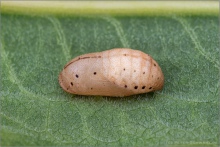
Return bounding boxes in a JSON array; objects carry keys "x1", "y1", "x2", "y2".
[{"x1": 59, "y1": 48, "x2": 164, "y2": 97}]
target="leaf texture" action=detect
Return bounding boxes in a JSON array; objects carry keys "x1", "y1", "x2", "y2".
[{"x1": 1, "y1": 14, "x2": 219, "y2": 146}]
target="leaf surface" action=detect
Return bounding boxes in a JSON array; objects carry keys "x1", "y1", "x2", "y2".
[{"x1": 1, "y1": 5, "x2": 219, "y2": 146}]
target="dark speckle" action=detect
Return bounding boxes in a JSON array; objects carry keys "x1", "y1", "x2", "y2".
[
  {"x1": 134, "y1": 70, "x2": 136, "y2": 72},
  {"x1": 149, "y1": 87, "x2": 152, "y2": 89},
  {"x1": 152, "y1": 75, "x2": 153, "y2": 78},
  {"x1": 71, "y1": 82, "x2": 73, "y2": 86},
  {"x1": 76, "y1": 74, "x2": 79, "y2": 78},
  {"x1": 124, "y1": 85, "x2": 127, "y2": 88},
  {"x1": 123, "y1": 68, "x2": 125, "y2": 71},
  {"x1": 91, "y1": 88, "x2": 93, "y2": 90},
  {"x1": 154, "y1": 63, "x2": 156, "y2": 66},
  {"x1": 124, "y1": 54, "x2": 127, "y2": 56},
  {"x1": 134, "y1": 86, "x2": 138, "y2": 89},
  {"x1": 94, "y1": 72, "x2": 97, "y2": 75},
  {"x1": 143, "y1": 72, "x2": 145, "y2": 74},
  {"x1": 142, "y1": 86, "x2": 146, "y2": 89}
]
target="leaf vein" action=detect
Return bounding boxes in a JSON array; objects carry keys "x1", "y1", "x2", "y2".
[
  {"x1": 173, "y1": 16, "x2": 219, "y2": 69},
  {"x1": 101, "y1": 16, "x2": 130, "y2": 48},
  {"x1": 47, "y1": 17, "x2": 71, "y2": 62}
]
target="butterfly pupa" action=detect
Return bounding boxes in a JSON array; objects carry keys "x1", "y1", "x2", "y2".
[{"x1": 59, "y1": 48, "x2": 164, "y2": 97}]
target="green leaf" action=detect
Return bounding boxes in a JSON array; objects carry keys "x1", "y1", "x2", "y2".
[{"x1": 1, "y1": 2, "x2": 219, "y2": 146}]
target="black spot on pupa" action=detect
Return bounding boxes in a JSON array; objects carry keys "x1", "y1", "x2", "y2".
[
  {"x1": 154, "y1": 63, "x2": 156, "y2": 66},
  {"x1": 71, "y1": 82, "x2": 73, "y2": 86},
  {"x1": 134, "y1": 86, "x2": 138, "y2": 89},
  {"x1": 124, "y1": 85, "x2": 127, "y2": 88},
  {"x1": 142, "y1": 86, "x2": 146, "y2": 89},
  {"x1": 149, "y1": 87, "x2": 152, "y2": 89},
  {"x1": 91, "y1": 88, "x2": 93, "y2": 90},
  {"x1": 143, "y1": 72, "x2": 145, "y2": 74},
  {"x1": 76, "y1": 74, "x2": 79, "y2": 78},
  {"x1": 94, "y1": 72, "x2": 97, "y2": 75}
]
